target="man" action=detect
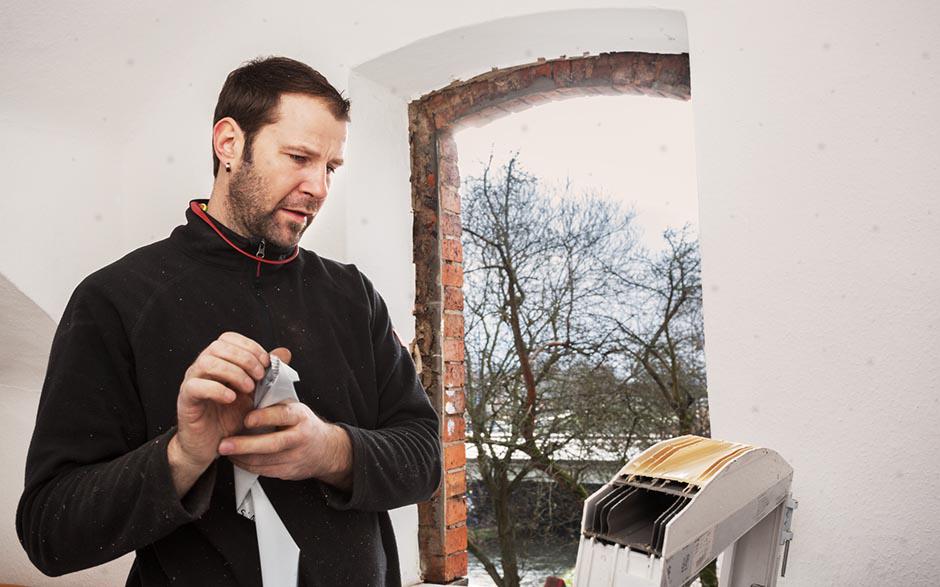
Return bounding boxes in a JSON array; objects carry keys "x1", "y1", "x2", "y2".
[{"x1": 16, "y1": 56, "x2": 442, "y2": 586}]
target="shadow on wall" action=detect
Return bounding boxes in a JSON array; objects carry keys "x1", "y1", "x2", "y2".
[{"x1": 0, "y1": 274, "x2": 133, "y2": 586}]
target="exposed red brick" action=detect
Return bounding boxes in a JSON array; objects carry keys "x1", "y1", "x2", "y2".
[
  {"x1": 590, "y1": 86, "x2": 622, "y2": 97},
  {"x1": 591, "y1": 56, "x2": 614, "y2": 80},
  {"x1": 500, "y1": 97, "x2": 530, "y2": 114},
  {"x1": 441, "y1": 262, "x2": 463, "y2": 288},
  {"x1": 459, "y1": 106, "x2": 504, "y2": 128},
  {"x1": 531, "y1": 62, "x2": 553, "y2": 79},
  {"x1": 441, "y1": 237, "x2": 463, "y2": 262},
  {"x1": 634, "y1": 57, "x2": 658, "y2": 85},
  {"x1": 443, "y1": 442, "x2": 466, "y2": 470},
  {"x1": 439, "y1": 157, "x2": 459, "y2": 185},
  {"x1": 612, "y1": 83, "x2": 643, "y2": 96},
  {"x1": 445, "y1": 495, "x2": 467, "y2": 525},
  {"x1": 521, "y1": 92, "x2": 552, "y2": 107},
  {"x1": 445, "y1": 467, "x2": 467, "y2": 495},
  {"x1": 423, "y1": 551, "x2": 469, "y2": 584},
  {"x1": 445, "y1": 524, "x2": 468, "y2": 555},
  {"x1": 444, "y1": 287, "x2": 464, "y2": 311},
  {"x1": 447, "y1": 551, "x2": 469, "y2": 581},
  {"x1": 438, "y1": 134, "x2": 458, "y2": 163},
  {"x1": 611, "y1": 65, "x2": 634, "y2": 85},
  {"x1": 570, "y1": 57, "x2": 592, "y2": 82},
  {"x1": 444, "y1": 389, "x2": 466, "y2": 415},
  {"x1": 433, "y1": 108, "x2": 456, "y2": 129},
  {"x1": 442, "y1": 414, "x2": 466, "y2": 443},
  {"x1": 443, "y1": 337, "x2": 465, "y2": 361},
  {"x1": 443, "y1": 313, "x2": 464, "y2": 338},
  {"x1": 440, "y1": 182, "x2": 461, "y2": 214},
  {"x1": 492, "y1": 76, "x2": 514, "y2": 96},
  {"x1": 414, "y1": 207, "x2": 439, "y2": 234},
  {"x1": 445, "y1": 363, "x2": 466, "y2": 388},
  {"x1": 441, "y1": 212, "x2": 461, "y2": 238},
  {"x1": 418, "y1": 525, "x2": 440, "y2": 554},
  {"x1": 418, "y1": 498, "x2": 442, "y2": 528},
  {"x1": 555, "y1": 86, "x2": 585, "y2": 97},
  {"x1": 420, "y1": 523, "x2": 467, "y2": 558},
  {"x1": 552, "y1": 59, "x2": 572, "y2": 83},
  {"x1": 424, "y1": 93, "x2": 449, "y2": 112},
  {"x1": 468, "y1": 80, "x2": 492, "y2": 105}
]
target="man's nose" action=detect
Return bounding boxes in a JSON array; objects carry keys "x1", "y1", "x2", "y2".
[{"x1": 300, "y1": 166, "x2": 329, "y2": 200}]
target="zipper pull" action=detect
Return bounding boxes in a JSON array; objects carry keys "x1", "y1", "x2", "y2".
[{"x1": 256, "y1": 239, "x2": 265, "y2": 278}]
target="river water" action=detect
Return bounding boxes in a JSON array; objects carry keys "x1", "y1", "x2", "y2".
[
  {"x1": 465, "y1": 537, "x2": 706, "y2": 586},
  {"x1": 467, "y1": 534, "x2": 579, "y2": 586}
]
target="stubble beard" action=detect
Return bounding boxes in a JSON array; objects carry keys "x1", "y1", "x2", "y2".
[{"x1": 227, "y1": 159, "x2": 308, "y2": 249}]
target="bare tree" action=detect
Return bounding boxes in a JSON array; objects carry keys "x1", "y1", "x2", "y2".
[
  {"x1": 604, "y1": 226, "x2": 709, "y2": 437},
  {"x1": 461, "y1": 154, "x2": 710, "y2": 586}
]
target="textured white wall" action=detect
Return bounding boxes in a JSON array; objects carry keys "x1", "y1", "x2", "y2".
[
  {"x1": 0, "y1": 275, "x2": 135, "y2": 585},
  {"x1": 688, "y1": 4, "x2": 940, "y2": 586},
  {"x1": 2, "y1": 2, "x2": 939, "y2": 586}
]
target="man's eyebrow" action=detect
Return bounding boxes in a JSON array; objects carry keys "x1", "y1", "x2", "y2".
[{"x1": 285, "y1": 144, "x2": 344, "y2": 166}]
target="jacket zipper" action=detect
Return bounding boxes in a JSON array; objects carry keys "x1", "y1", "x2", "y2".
[
  {"x1": 255, "y1": 239, "x2": 266, "y2": 278},
  {"x1": 252, "y1": 239, "x2": 276, "y2": 350}
]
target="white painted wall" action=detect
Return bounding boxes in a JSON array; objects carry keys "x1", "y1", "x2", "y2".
[
  {"x1": 2, "y1": 2, "x2": 938, "y2": 586},
  {"x1": 687, "y1": 5, "x2": 940, "y2": 586},
  {"x1": 0, "y1": 274, "x2": 135, "y2": 585}
]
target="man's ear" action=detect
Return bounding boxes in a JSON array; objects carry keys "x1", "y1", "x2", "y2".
[{"x1": 213, "y1": 117, "x2": 243, "y2": 167}]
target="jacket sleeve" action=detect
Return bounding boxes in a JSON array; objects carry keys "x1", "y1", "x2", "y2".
[
  {"x1": 323, "y1": 273, "x2": 442, "y2": 512},
  {"x1": 16, "y1": 277, "x2": 215, "y2": 577}
]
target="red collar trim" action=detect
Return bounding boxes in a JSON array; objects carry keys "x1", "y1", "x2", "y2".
[{"x1": 190, "y1": 201, "x2": 300, "y2": 273}]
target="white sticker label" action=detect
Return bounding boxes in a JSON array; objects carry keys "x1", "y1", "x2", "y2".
[{"x1": 692, "y1": 528, "x2": 715, "y2": 569}]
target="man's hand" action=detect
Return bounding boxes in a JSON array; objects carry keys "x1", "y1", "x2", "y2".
[
  {"x1": 218, "y1": 402, "x2": 353, "y2": 490},
  {"x1": 168, "y1": 332, "x2": 291, "y2": 496}
]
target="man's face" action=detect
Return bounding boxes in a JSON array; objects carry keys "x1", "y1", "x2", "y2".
[{"x1": 227, "y1": 93, "x2": 347, "y2": 248}]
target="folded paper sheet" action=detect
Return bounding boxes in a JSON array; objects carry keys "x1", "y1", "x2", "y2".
[{"x1": 233, "y1": 355, "x2": 301, "y2": 587}]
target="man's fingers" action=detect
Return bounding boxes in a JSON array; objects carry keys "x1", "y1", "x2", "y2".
[
  {"x1": 218, "y1": 331, "x2": 270, "y2": 368},
  {"x1": 228, "y1": 451, "x2": 296, "y2": 468},
  {"x1": 270, "y1": 347, "x2": 292, "y2": 365},
  {"x1": 207, "y1": 339, "x2": 267, "y2": 380},
  {"x1": 181, "y1": 379, "x2": 236, "y2": 406},
  {"x1": 244, "y1": 402, "x2": 302, "y2": 429},
  {"x1": 218, "y1": 429, "x2": 301, "y2": 456},
  {"x1": 194, "y1": 353, "x2": 255, "y2": 394},
  {"x1": 228, "y1": 458, "x2": 301, "y2": 480}
]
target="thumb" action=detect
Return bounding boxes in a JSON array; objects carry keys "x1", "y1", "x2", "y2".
[{"x1": 270, "y1": 347, "x2": 292, "y2": 365}]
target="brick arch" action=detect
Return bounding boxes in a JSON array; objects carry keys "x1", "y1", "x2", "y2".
[{"x1": 408, "y1": 51, "x2": 690, "y2": 583}]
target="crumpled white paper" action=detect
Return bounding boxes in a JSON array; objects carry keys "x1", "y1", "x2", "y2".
[{"x1": 233, "y1": 355, "x2": 301, "y2": 586}]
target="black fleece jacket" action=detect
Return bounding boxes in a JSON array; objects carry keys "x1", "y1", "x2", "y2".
[{"x1": 16, "y1": 200, "x2": 442, "y2": 586}]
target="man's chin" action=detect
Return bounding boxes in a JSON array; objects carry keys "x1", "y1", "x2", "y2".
[
  {"x1": 256, "y1": 215, "x2": 310, "y2": 249},
  {"x1": 267, "y1": 235, "x2": 301, "y2": 249},
  {"x1": 266, "y1": 227, "x2": 306, "y2": 249}
]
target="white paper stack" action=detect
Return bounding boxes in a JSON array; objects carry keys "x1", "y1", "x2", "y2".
[{"x1": 233, "y1": 355, "x2": 301, "y2": 587}]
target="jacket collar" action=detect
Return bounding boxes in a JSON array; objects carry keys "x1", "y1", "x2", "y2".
[{"x1": 171, "y1": 199, "x2": 299, "y2": 274}]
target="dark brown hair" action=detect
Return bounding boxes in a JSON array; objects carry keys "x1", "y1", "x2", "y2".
[{"x1": 212, "y1": 56, "x2": 351, "y2": 176}]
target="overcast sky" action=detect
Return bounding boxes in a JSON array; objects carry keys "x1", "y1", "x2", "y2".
[{"x1": 454, "y1": 94, "x2": 699, "y2": 253}]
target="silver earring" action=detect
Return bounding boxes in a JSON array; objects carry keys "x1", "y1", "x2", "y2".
[{"x1": 225, "y1": 161, "x2": 231, "y2": 173}]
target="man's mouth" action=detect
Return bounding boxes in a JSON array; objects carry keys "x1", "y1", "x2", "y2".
[{"x1": 279, "y1": 208, "x2": 312, "y2": 223}]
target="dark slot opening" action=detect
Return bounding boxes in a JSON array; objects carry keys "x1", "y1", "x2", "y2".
[
  {"x1": 584, "y1": 483, "x2": 620, "y2": 534},
  {"x1": 591, "y1": 484, "x2": 631, "y2": 535},
  {"x1": 583, "y1": 477, "x2": 697, "y2": 555},
  {"x1": 600, "y1": 488, "x2": 637, "y2": 536},
  {"x1": 599, "y1": 487, "x2": 688, "y2": 555},
  {"x1": 652, "y1": 495, "x2": 690, "y2": 553}
]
